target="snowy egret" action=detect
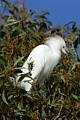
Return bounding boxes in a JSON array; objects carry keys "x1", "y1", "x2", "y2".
[{"x1": 10, "y1": 35, "x2": 67, "y2": 91}]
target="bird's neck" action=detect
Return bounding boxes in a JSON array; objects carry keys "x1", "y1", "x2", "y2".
[
  {"x1": 54, "y1": 49, "x2": 61, "y2": 57},
  {"x1": 50, "y1": 45, "x2": 61, "y2": 55},
  {"x1": 51, "y1": 48, "x2": 61, "y2": 63}
]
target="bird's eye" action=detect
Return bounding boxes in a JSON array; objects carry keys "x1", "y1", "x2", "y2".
[{"x1": 63, "y1": 46, "x2": 65, "y2": 48}]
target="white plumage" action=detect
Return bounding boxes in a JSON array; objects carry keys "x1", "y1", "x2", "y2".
[{"x1": 10, "y1": 35, "x2": 67, "y2": 91}]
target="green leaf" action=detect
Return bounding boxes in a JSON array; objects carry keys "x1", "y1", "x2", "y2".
[
  {"x1": 45, "y1": 20, "x2": 52, "y2": 26},
  {"x1": 11, "y1": 27, "x2": 24, "y2": 37},
  {"x1": 0, "y1": 80, "x2": 3, "y2": 87},
  {"x1": 36, "y1": 15, "x2": 47, "y2": 19},
  {"x1": 4, "y1": 83, "x2": 11, "y2": 87},
  {"x1": 27, "y1": 28, "x2": 35, "y2": 34},
  {"x1": 5, "y1": 21, "x2": 19, "y2": 26},
  {"x1": 2, "y1": 0, "x2": 10, "y2": 6},
  {"x1": 2, "y1": 115, "x2": 6, "y2": 120},
  {"x1": 14, "y1": 56, "x2": 24, "y2": 66},
  {"x1": 8, "y1": 10, "x2": 14, "y2": 15},
  {"x1": 14, "y1": 109, "x2": 22, "y2": 115},
  {"x1": 0, "y1": 55, "x2": 7, "y2": 67},
  {"x1": 72, "y1": 94, "x2": 78, "y2": 100},
  {"x1": 6, "y1": 18, "x2": 17, "y2": 23},
  {"x1": 0, "y1": 45, "x2": 5, "y2": 51},
  {"x1": 8, "y1": 95, "x2": 13, "y2": 100},
  {"x1": 2, "y1": 90, "x2": 8, "y2": 105},
  {"x1": 41, "y1": 10, "x2": 50, "y2": 15},
  {"x1": 0, "y1": 73, "x2": 5, "y2": 77},
  {"x1": 17, "y1": 102, "x2": 23, "y2": 110}
]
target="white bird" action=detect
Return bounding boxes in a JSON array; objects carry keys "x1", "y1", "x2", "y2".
[{"x1": 10, "y1": 35, "x2": 67, "y2": 91}]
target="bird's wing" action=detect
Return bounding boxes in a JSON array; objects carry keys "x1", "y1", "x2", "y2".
[
  {"x1": 21, "y1": 45, "x2": 47, "y2": 82},
  {"x1": 27, "y1": 45, "x2": 45, "y2": 79}
]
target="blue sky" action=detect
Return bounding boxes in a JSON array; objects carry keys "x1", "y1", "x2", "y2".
[{"x1": 26, "y1": 0, "x2": 80, "y2": 27}]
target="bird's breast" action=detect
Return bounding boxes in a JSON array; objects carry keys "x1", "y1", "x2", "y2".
[{"x1": 43, "y1": 50, "x2": 61, "y2": 77}]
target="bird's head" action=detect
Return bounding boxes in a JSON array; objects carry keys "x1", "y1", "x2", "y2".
[
  {"x1": 45, "y1": 35, "x2": 68, "y2": 54},
  {"x1": 61, "y1": 41, "x2": 67, "y2": 54}
]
